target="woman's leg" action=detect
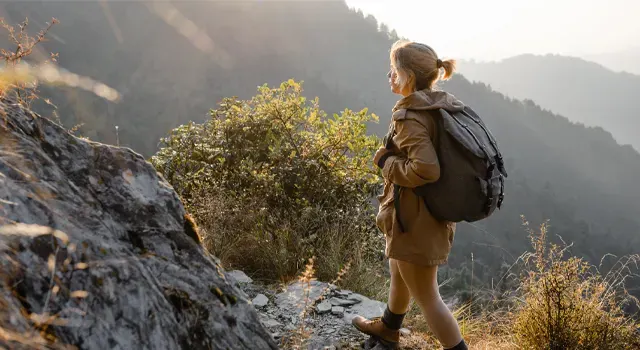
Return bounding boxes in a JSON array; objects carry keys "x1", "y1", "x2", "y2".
[
  {"x1": 387, "y1": 258, "x2": 411, "y2": 314},
  {"x1": 352, "y1": 259, "x2": 411, "y2": 347},
  {"x1": 396, "y1": 260, "x2": 464, "y2": 349}
]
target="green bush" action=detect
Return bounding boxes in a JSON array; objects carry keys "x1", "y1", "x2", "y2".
[{"x1": 151, "y1": 80, "x2": 386, "y2": 290}]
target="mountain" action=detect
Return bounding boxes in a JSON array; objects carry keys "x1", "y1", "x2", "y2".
[
  {"x1": 1, "y1": 1, "x2": 638, "y2": 286},
  {"x1": 586, "y1": 46, "x2": 640, "y2": 75},
  {"x1": 457, "y1": 54, "x2": 640, "y2": 151}
]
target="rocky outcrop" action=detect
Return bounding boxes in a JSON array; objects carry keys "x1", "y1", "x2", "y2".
[
  {"x1": 228, "y1": 270, "x2": 400, "y2": 350},
  {"x1": 0, "y1": 99, "x2": 278, "y2": 349}
]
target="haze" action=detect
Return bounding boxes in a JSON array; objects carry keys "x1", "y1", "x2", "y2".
[{"x1": 346, "y1": 0, "x2": 640, "y2": 62}]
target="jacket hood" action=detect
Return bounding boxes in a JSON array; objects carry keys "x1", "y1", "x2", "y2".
[{"x1": 393, "y1": 89, "x2": 465, "y2": 113}]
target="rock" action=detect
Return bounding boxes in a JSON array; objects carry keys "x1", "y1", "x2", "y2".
[
  {"x1": 263, "y1": 319, "x2": 282, "y2": 328},
  {"x1": 337, "y1": 290, "x2": 352, "y2": 297},
  {"x1": 228, "y1": 270, "x2": 253, "y2": 284},
  {"x1": 275, "y1": 279, "x2": 328, "y2": 313},
  {"x1": 0, "y1": 100, "x2": 277, "y2": 349},
  {"x1": 400, "y1": 328, "x2": 411, "y2": 336},
  {"x1": 316, "y1": 300, "x2": 332, "y2": 314},
  {"x1": 348, "y1": 294, "x2": 363, "y2": 302},
  {"x1": 331, "y1": 306, "x2": 345, "y2": 317},
  {"x1": 343, "y1": 295, "x2": 386, "y2": 323},
  {"x1": 329, "y1": 296, "x2": 360, "y2": 307},
  {"x1": 253, "y1": 294, "x2": 269, "y2": 308}
]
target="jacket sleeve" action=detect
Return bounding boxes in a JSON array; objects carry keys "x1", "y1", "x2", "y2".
[{"x1": 380, "y1": 119, "x2": 440, "y2": 188}]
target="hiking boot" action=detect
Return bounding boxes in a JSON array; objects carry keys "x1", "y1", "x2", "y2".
[{"x1": 352, "y1": 316, "x2": 399, "y2": 349}]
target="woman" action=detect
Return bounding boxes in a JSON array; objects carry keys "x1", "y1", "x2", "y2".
[{"x1": 351, "y1": 40, "x2": 467, "y2": 350}]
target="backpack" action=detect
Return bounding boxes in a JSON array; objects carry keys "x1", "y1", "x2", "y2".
[{"x1": 384, "y1": 106, "x2": 507, "y2": 226}]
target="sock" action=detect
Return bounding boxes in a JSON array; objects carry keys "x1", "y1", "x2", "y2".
[
  {"x1": 381, "y1": 305, "x2": 405, "y2": 330},
  {"x1": 445, "y1": 340, "x2": 468, "y2": 350}
]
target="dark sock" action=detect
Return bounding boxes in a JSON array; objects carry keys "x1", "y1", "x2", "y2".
[
  {"x1": 445, "y1": 340, "x2": 468, "y2": 350},
  {"x1": 381, "y1": 305, "x2": 405, "y2": 330}
]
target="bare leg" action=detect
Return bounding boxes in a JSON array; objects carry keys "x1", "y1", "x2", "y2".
[
  {"x1": 396, "y1": 260, "x2": 462, "y2": 349},
  {"x1": 387, "y1": 259, "x2": 411, "y2": 314}
]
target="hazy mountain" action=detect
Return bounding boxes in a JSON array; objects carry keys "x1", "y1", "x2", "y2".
[
  {"x1": 1, "y1": 1, "x2": 638, "y2": 283},
  {"x1": 458, "y1": 54, "x2": 640, "y2": 151},
  {"x1": 586, "y1": 46, "x2": 640, "y2": 75}
]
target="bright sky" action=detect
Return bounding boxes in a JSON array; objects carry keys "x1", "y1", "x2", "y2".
[{"x1": 345, "y1": 0, "x2": 640, "y2": 62}]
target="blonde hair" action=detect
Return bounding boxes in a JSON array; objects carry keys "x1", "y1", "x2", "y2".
[{"x1": 390, "y1": 40, "x2": 456, "y2": 92}]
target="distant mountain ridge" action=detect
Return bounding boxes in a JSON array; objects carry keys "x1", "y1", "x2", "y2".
[
  {"x1": 458, "y1": 54, "x2": 640, "y2": 152},
  {"x1": 586, "y1": 46, "x2": 640, "y2": 75}
]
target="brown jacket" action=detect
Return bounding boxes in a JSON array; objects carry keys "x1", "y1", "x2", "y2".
[{"x1": 375, "y1": 89, "x2": 464, "y2": 265}]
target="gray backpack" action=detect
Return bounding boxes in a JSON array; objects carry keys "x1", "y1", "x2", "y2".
[{"x1": 385, "y1": 106, "x2": 507, "y2": 227}]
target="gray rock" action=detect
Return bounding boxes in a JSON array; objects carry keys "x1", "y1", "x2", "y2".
[
  {"x1": 348, "y1": 294, "x2": 363, "y2": 302},
  {"x1": 316, "y1": 300, "x2": 332, "y2": 314},
  {"x1": 343, "y1": 295, "x2": 386, "y2": 323},
  {"x1": 400, "y1": 328, "x2": 411, "y2": 336},
  {"x1": 337, "y1": 290, "x2": 352, "y2": 297},
  {"x1": 331, "y1": 306, "x2": 345, "y2": 317},
  {"x1": 253, "y1": 294, "x2": 269, "y2": 308},
  {"x1": 228, "y1": 270, "x2": 253, "y2": 284},
  {"x1": 263, "y1": 319, "x2": 282, "y2": 328},
  {"x1": 0, "y1": 100, "x2": 277, "y2": 349},
  {"x1": 329, "y1": 296, "x2": 360, "y2": 307},
  {"x1": 275, "y1": 279, "x2": 328, "y2": 313}
]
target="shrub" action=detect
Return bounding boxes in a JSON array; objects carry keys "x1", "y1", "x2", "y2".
[
  {"x1": 151, "y1": 80, "x2": 386, "y2": 292},
  {"x1": 512, "y1": 218, "x2": 640, "y2": 350}
]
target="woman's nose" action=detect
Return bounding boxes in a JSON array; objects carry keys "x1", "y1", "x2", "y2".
[{"x1": 387, "y1": 70, "x2": 392, "y2": 78}]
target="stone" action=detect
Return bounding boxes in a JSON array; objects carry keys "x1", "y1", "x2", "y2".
[
  {"x1": 331, "y1": 306, "x2": 345, "y2": 317},
  {"x1": 329, "y1": 296, "x2": 360, "y2": 307},
  {"x1": 347, "y1": 294, "x2": 363, "y2": 302},
  {"x1": 263, "y1": 319, "x2": 283, "y2": 328},
  {"x1": 0, "y1": 100, "x2": 278, "y2": 349},
  {"x1": 316, "y1": 300, "x2": 332, "y2": 314},
  {"x1": 343, "y1": 294, "x2": 386, "y2": 323},
  {"x1": 337, "y1": 290, "x2": 352, "y2": 297},
  {"x1": 275, "y1": 279, "x2": 328, "y2": 313},
  {"x1": 400, "y1": 328, "x2": 411, "y2": 336},
  {"x1": 228, "y1": 270, "x2": 253, "y2": 284},
  {"x1": 253, "y1": 293, "x2": 269, "y2": 308}
]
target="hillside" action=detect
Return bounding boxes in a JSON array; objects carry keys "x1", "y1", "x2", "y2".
[
  {"x1": 0, "y1": 0, "x2": 639, "y2": 294},
  {"x1": 586, "y1": 46, "x2": 640, "y2": 75},
  {"x1": 457, "y1": 54, "x2": 640, "y2": 151}
]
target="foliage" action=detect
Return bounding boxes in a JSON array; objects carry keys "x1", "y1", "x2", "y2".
[
  {"x1": 0, "y1": 16, "x2": 58, "y2": 108},
  {"x1": 512, "y1": 218, "x2": 640, "y2": 350},
  {"x1": 152, "y1": 80, "x2": 385, "y2": 287}
]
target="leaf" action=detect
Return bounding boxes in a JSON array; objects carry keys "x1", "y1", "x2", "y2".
[
  {"x1": 75, "y1": 262, "x2": 89, "y2": 270},
  {"x1": 70, "y1": 290, "x2": 89, "y2": 298},
  {"x1": 47, "y1": 254, "x2": 56, "y2": 272}
]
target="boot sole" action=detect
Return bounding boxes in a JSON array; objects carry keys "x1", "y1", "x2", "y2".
[
  {"x1": 363, "y1": 336, "x2": 399, "y2": 350},
  {"x1": 353, "y1": 324, "x2": 398, "y2": 349}
]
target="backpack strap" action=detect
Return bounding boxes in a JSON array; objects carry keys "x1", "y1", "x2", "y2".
[{"x1": 385, "y1": 109, "x2": 409, "y2": 232}]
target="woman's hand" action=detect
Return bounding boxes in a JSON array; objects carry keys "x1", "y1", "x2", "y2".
[{"x1": 373, "y1": 146, "x2": 394, "y2": 169}]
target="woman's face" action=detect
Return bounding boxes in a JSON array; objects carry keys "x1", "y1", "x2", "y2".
[{"x1": 388, "y1": 68, "x2": 402, "y2": 95}]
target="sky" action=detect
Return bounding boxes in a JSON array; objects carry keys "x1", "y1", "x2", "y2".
[{"x1": 345, "y1": 0, "x2": 640, "y2": 62}]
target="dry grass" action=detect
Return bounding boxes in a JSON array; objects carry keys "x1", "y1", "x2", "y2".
[
  {"x1": 399, "y1": 219, "x2": 640, "y2": 350},
  {"x1": 281, "y1": 257, "x2": 352, "y2": 349},
  {"x1": 512, "y1": 219, "x2": 640, "y2": 350},
  {"x1": 188, "y1": 191, "x2": 387, "y2": 297}
]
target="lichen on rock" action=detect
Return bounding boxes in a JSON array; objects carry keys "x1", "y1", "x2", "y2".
[{"x1": 0, "y1": 99, "x2": 277, "y2": 349}]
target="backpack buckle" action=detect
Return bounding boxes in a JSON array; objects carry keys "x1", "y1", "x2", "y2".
[{"x1": 498, "y1": 193, "x2": 504, "y2": 209}]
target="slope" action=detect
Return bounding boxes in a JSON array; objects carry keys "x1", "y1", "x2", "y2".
[{"x1": 458, "y1": 54, "x2": 640, "y2": 151}]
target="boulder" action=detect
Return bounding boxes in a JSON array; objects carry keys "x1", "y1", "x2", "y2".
[{"x1": 0, "y1": 100, "x2": 277, "y2": 349}]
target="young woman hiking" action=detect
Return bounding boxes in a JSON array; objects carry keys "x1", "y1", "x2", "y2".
[{"x1": 351, "y1": 40, "x2": 468, "y2": 350}]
